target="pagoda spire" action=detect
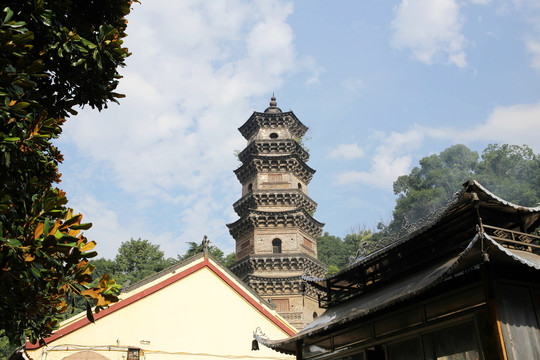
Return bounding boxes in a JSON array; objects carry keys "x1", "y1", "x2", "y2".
[{"x1": 265, "y1": 93, "x2": 282, "y2": 113}]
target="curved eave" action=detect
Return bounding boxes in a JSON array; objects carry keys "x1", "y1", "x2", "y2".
[
  {"x1": 231, "y1": 253, "x2": 329, "y2": 276},
  {"x1": 234, "y1": 154, "x2": 316, "y2": 184},
  {"x1": 226, "y1": 208, "x2": 325, "y2": 239},
  {"x1": 227, "y1": 208, "x2": 325, "y2": 228},
  {"x1": 467, "y1": 180, "x2": 540, "y2": 231},
  {"x1": 238, "y1": 111, "x2": 308, "y2": 140},
  {"x1": 309, "y1": 180, "x2": 540, "y2": 285},
  {"x1": 470, "y1": 179, "x2": 540, "y2": 213},
  {"x1": 232, "y1": 189, "x2": 318, "y2": 216},
  {"x1": 259, "y1": 234, "x2": 540, "y2": 353},
  {"x1": 238, "y1": 139, "x2": 310, "y2": 163}
]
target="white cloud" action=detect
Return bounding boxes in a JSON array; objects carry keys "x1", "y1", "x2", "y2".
[
  {"x1": 391, "y1": 0, "x2": 467, "y2": 68},
  {"x1": 65, "y1": 0, "x2": 299, "y2": 197},
  {"x1": 335, "y1": 127, "x2": 425, "y2": 189},
  {"x1": 67, "y1": 195, "x2": 132, "y2": 259},
  {"x1": 59, "y1": 0, "x2": 314, "y2": 257},
  {"x1": 299, "y1": 55, "x2": 325, "y2": 86},
  {"x1": 334, "y1": 99, "x2": 540, "y2": 190},
  {"x1": 526, "y1": 40, "x2": 540, "y2": 69},
  {"x1": 341, "y1": 77, "x2": 366, "y2": 95},
  {"x1": 328, "y1": 143, "x2": 365, "y2": 160},
  {"x1": 460, "y1": 100, "x2": 540, "y2": 151}
]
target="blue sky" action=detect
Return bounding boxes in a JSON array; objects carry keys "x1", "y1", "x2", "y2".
[{"x1": 57, "y1": 0, "x2": 540, "y2": 259}]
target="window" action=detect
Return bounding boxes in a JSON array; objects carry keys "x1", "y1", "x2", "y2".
[
  {"x1": 272, "y1": 238, "x2": 282, "y2": 254},
  {"x1": 127, "y1": 348, "x2": 140, "y2": 360},
  {"x1": 273, "y1": 298, "x2": 290, "y2": 312},
  {"x1": 386, "y1": 322, "x2": 480, "y2": 360},
  {"x1": 270, "y1": 132, "x2": 279, "y2": 139},
  {"x1": 268, "y1": 174, "x2": 283, "y2": 182},
  {"x1": 248, "y1": 183, "x2": 253, "y2": 191},
  {"x1": 387, "y1": 338, "x2": 422, "y2": 360},
  {"x1": 432, "y1": 322, "x2": 480, "y2": 360},
  {"x1": 298, "y1": 183, "x2": 302, "y2": 189}
]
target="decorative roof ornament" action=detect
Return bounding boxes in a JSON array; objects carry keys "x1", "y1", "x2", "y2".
[
  {"x1": 201, "y1": 235, "x2": 210, "y2": 253},
  {"x1": 270, "y1": 93, "x2": 277, "y2": 107},
  {"x1": 264, "y1": 93, "x2": 282, "y2": 113}
]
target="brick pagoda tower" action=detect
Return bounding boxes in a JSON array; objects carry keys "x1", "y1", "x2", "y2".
[{"x1": 228, "y1": 96, "x2": 327, "y2": 329}]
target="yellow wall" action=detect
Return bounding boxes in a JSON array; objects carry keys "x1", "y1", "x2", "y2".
[{"x1": 27, "y1": 258, "x2": 294, "y2": 360}]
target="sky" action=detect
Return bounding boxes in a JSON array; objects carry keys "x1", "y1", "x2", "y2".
[{"x1": 57, "y1": 0, "x2": 540, "y2": 259}]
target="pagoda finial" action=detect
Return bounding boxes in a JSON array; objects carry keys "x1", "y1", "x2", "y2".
[
  {"x1": 269, "y1": 93, "x2": 277, "y2": 107},
  {"x1": 264, "y1": 93, "x2": 282, "y2": 113}
]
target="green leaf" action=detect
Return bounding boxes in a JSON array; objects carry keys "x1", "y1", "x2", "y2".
[
  {"x1": 6, "y1": 239, "x2": 22, "y2": 247},
  {"x1": 3, "y1": 7, "x2": 14, "y2": 24},
  {"x1": 71, "y1": 223, "x2": 92, "y2": 230},
  {"x1": 86, "y1": 302, "x2": 95, "y2": 323},
  {"x1": 30, "y1": 267, "x2": 41, "y2": 279}
]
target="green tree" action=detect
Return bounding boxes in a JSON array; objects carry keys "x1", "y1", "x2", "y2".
[
  {"x1": 0, "y1": 330, "x2": 15, "y2": 359},
  {"x1": 392, "y1": 144, "x2": 540, "y2": 232},
  {"x1": 318, "y1": 144, "x2": 539, "y2": 277},
  {"x1": 343, "y1": 228, "x2": 374, "y2": 254},
  {"x1": 0, "y1": 0, "x2": 134, "y2": 346},
  {"x1": 317, "y1": 229, "x2": 375, "y2": 274},
  {"x1": 178, "y1": 241, "x2": 236, "y2": 267},
  {"x1": 222, "y1": 252, "x2": 237, "y2": 267},
  {"x1": 475, "y1": 144, "x2": 540, "y2": 206},
  {"x1": 317, "y1": 232, "x2": 350, "y2": 272},
  {"x1": 392, "y1": 144, "x2": 478, "y2": 231},
  {"x1": 114, "y1": 238, "x2": 176, "y2": 283}
]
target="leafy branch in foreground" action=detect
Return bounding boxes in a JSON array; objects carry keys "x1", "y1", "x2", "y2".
[{"x1": 1, "y1": 0, "x2": 135, "y2": 346}]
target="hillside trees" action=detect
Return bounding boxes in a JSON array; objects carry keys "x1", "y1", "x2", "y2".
[
  {"x1": 318, "y1": 229, "x2": 373, "y2": 274},
  {"x1": 392, "y1": 144, "x2": 540, "y2": 232},
  {"x1": 89, "y1": 239, "x2": 235, "y2": 288},
  {"x1": 318, "y1": 143, "x2": 539, "y2": 272},
  {"x1": 114, "y1": 238, "x2": 176, "y2": 284},
  {"x1": 0, "y1": 0, "x2": 135, "y2": 346},
  {"x1": 179, "y1": 241, "x2": 236, "y2": 267}
]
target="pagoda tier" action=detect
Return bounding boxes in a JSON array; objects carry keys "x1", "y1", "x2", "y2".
[
  {"x1": 238, "y1": 111, "x2": 308, "y2": 141},
  {"x1": 245, "y1": 275, "x2": 321, "y2": 299},
  {"x1": 238, "y1": 139, "x2": 310, "y2": 163},
  {"x1": 230, "y1": 253, "x2": 328, "y2": 281},
  {"x1": 234, "y1": 154, "x2": 316, "y2": 185},
  {"x1": 233, "y1": 189, "x2": 318, "y2": 217},
  {"x1": 226, "y1": 208, "x2": 324, "y2": 240}
]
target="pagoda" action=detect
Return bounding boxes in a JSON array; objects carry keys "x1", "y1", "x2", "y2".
[{"x1": 228, "y1": 96, "x2": 327, "y2": 329}]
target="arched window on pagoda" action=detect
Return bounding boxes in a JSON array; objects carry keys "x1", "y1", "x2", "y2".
[{"x1": 272, "y1": 238, "x2": 282, "y2": 254}]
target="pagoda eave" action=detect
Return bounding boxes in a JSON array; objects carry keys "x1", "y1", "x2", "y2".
[
  {"x1": 232, "y1": 189, "x2": 318, "y2": 216},
  {"x1": 238, "y1": 139, "x2": 310, "y2": 163},
  {"x1": 226, "y1": 209, "x2": 324, "y2": 240},
  {"x1": 238, "y1": 111, "x2": 308, "y2": 140},
  {"x1": 234, "y1": 155, "x2": 316, "y2": 184}
]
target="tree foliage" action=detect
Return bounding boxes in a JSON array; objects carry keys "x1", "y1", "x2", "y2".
[
  {"x1": 114, "y1": 238, "x2": 176, "y2": 284},
  {"x1": 317, "y1": 229, "x2": 373, "y2": 274},
  {"x1": 318, "y1": 143, "x2": 539, "y2": 272},
  {"x1": 179, "y1": 241, "x2": 237, "y2": 267},
  {"x1": 392, "y1": 144, "x2": 540, "y2": 232},
  {"x1": 0, "y1": 0, "x2": 134, "y2": 346}
]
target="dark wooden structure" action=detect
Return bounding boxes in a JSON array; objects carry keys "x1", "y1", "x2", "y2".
[{"x1": 257, "y1": 180, "x2": 540, "y2": 359}]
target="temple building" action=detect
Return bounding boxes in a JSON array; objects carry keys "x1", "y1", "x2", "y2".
[
  {"x1": 25, "y1": 250, "x2": 296, "y2": 360},
  {"x1": 257, "y1": 180, "x2": 540, "y2": 360},
  {"x1": 227, "y1": 96, "x2": 327, "y2": 330}
]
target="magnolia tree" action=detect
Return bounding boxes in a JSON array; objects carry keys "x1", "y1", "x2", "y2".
[{"x1": 0, "y1": 0, "x2": 136, "y2": 346}]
